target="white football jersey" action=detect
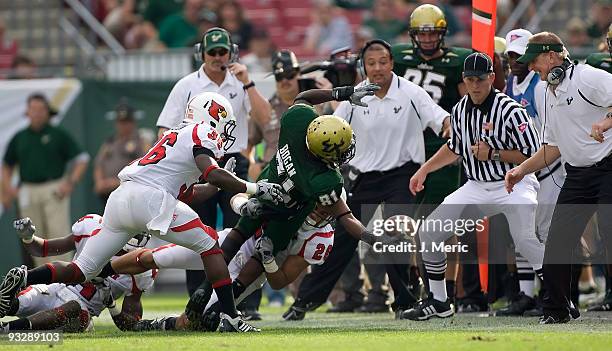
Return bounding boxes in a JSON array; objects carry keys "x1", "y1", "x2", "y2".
[
  {"x1": 64, "y1": 270, "x2": 156, "y2": 317},
  {"x1": 286, "y1": 223, "x2": 334, "y2": 265},
  {"x1": 118, "y1": 121, "x2": 225, "y2": 198},
  {"x1": 70, "y1": 214, "x2": 103, "y2": 262}
]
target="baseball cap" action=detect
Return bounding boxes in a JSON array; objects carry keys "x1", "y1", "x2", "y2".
[
  {"x1": 505, "y1": 28, "x2": 533, "y2": 55},
  {"x1": 463, "y1": 52, "x2": 493, "y2": 77},
  {"x1": 203, "y1": 28, "x2": 231, "y2": 52},
  {"x1": 272, "y1": 50, "x2": 300, "y2": 75}
]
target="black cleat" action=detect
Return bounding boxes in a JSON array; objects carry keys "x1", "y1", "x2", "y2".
[
  {"x1": 282, "y1": 305, "x2": 306, "y2": 321},
  {"x1": 0, "y1": 266, "x2": 27, "y2": 318},
  {"x1": 539, "y1": 314, "x2": 570, "y2": 324},
  {"x1": 496, "y1": 292, "x2": 536, "y2": 316},
  {"x1": 400, "y1": 295, "x2": 454, "y2": 321}
]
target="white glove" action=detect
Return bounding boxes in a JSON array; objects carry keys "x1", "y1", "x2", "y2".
[
  {"x1": 254, "y1": 181, "x2": 284, "y2": 205},
  {"x1": 14, "y1": 217, "x2": 36, "y2": 243},
  {"x1": 350, "y1": 83, "x2": 380, "y2": 107},
  {"x1": 239, "y1": 198, "x2": 264, "y2": 217},
  {"x1": 223, "y1": 156, "x2": 236, "y2": 174},
  {"x1": 255, "y1": 236, "x2": 277, "y2": 273}
]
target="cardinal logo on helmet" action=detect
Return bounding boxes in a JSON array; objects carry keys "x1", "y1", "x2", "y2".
[{"x1": 208, "y1": 100, "x2": 228, "y2": 122}]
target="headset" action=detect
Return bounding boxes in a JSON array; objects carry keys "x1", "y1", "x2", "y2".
[
  {"x1": 546, "y1": 57, "x2": 572, "y2": 85},
  {"x1": 193, "y1": 27, "x2": 239, "y2": 69},
  {"x1": 357, "y1": 39, "x2": 392, "y2": 77}
]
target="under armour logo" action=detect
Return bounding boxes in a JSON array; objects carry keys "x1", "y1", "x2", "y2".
[
  {"x1": 393, "y1": 106, "x2": 402, "y2": 114},
  {"x1": 229, "y1": 92, "x2": 237, "y2": 99},
  {"x1": 566, "y1": 97, "x2": 573, "y2": 105},
  {"x1": 363, "y1": 109, "x2": 370, "y2": 115},
  {"x1": 441, "y1": 58, "x2": 450, "y2": 63}
]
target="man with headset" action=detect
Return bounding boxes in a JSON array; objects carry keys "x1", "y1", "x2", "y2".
[
  {"x1": 283, "y1": 39, "x2": 451, "y2": 320},
  {"x1": 155, "y1": 27, "x2": 272, "y2": 296},
  {"x1": 506, "y1": 32, "x2": 612, "y2": 324}
]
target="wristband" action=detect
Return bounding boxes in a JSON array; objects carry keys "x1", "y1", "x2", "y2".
[
  {"x1": 108, "y1": 304, "x2": 121, "y2": 317},
  {"x1": 245, "y1": 182, "x2": 257, "y2": 195},
  {"x1": 243, "y1": 81, "x2": 255, "y2": 90},
  {"x1": 262, "y1": 260, "x2": 279, "y2": 274},
  {"x1": 21, "y1": 236, "x2": 35, "y2": 244}
]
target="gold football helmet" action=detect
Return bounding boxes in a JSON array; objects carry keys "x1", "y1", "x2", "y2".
[
  {"x1": 306, "y1": 115, "x2": 355, "y2": 167},
  {"x1": 409, "y1": 4, "x2": 447, "y2": 55}
]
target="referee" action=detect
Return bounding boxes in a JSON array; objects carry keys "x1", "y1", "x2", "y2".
[
  {"x1": 506, "y1": 32, "x2": 612, "y2": 324},
  {"x1": 404, "y1": 52, "x2": 545, "y2": 320}
]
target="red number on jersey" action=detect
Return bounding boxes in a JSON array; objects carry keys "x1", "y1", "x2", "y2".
[
  {"x1": 79, "y1": 282, "x2": 97, "y2": 301},
  {"x1": 138, "y1": 132, "x2": 178, "y2": 166},
  {"x1": 312, "y1": 243, "x2": 332, "y2": 260}
]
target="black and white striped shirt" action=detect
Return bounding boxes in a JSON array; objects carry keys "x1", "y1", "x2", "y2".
[{"x1": 447, "y1": 89, "x2": 540, "y2": 182}]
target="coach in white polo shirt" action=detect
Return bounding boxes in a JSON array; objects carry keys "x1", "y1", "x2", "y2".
[
  {"x1": 506, "y1": 32, "x2": 612, "y2": 324},
  {"x1": 155, "y1": 27, "x2": 272, "y2": 296},
  {"x1": 289, "y1": 39, "x2": 451, "y2": 318}
]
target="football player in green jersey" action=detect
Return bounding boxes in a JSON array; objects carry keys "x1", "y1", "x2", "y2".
[{"x1": 585, "y1": 23, "x2": 612, "y2": 74}]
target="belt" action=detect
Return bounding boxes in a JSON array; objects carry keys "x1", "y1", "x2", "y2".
[
  {"x1": 593, "y1": 152, "x2": 612, "y2": 168},
  {"x1": 361, "y1": 161, "x2": 419, "y2": 177}
]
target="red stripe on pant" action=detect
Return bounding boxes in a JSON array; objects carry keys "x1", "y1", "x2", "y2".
[
  {"x1": 46, "y1": 263, "x2": 56, "y2": 282},
  {"x1": 212, "y1": 278, "x2": 231, "y2": 289},
  {"x1": 201, "y1": 248, "x2": 223, "y2": 257},
  {"x1": 68, "y1": 262, "x2": 82, "y2": 282},
  {"x1": 170, "y1": 218, "x2": 219, "y2": 240}
]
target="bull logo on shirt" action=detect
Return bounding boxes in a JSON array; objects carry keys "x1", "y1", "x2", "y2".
[{"x1": 208, "y1": 99, "x2": 228, "y2": 122}]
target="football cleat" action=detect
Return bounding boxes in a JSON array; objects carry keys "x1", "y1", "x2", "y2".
[
  {"x1": 400, "y1": 295, "x2": 454, "y2": 321},
  {"x1": 133, "y1": 317, "x2": 175, "y2": 331},
  {"x1": 539, "y1": 314, "x2": 570, "y2": 324},
  {"x1": 218, "y1": 313, "x2": 260, "y2": 333},
  {"x1": 282, "y1": 305, "x2": 306, "y2": 321},
  {"x1": 587, "y1": 291, "x2": 612, "y2": 312},
  {"x1": 0, "y1": 266, "x2": 27, "y2": 318}
]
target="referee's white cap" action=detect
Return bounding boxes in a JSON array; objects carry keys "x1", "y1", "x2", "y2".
[{"x1": 505, "y1": 28, "x2": 533, "y2": 56}]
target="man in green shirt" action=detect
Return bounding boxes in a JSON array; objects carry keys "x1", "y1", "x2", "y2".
[
  {"x1": 2, "y1": 94, "x2": 89, "y2": 265},
  {"x1": 158, "y1": 0, "x2": 202, "y2": 48},
  {"x1": 585, "y1": 24, "x2": 612, "y2": 74}
]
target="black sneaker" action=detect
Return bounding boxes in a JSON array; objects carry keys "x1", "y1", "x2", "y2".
[
  {"x1": 282, "y1": 305, "x2": 306, "y2": 321},
  {"x1": 400, "y1": 295, "x2": 454, "y2": 321},
  {"x1": 539, "y1": 314, "x2": 570, "y2": 324},
  {"x1": 569, "y1": 305, "x2": 580, "y2": 320},
  {"x1": 587, "y1": 291, "x2": 612, "y2": 312},
  {"x1": 496, "y1": 292, "x2": 536, "y2": 316},
  {"x1": 218, "y1": 314, "x2": 260, "y2": 332},
  {"x1": 326, "y1": 300, "x2": 362, "y2": 313}
]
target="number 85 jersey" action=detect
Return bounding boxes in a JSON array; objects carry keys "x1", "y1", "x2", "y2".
[{"x1": 119, "y1": 121, "x2": 224, "y2": 198}]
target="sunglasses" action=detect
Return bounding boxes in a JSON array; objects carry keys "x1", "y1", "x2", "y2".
[
  {"x1": 206, "y1": 48, "x2": 229, "y2": 57},
  {"x1": 274, "y1": 70, "x2": 298, "y2": 82}
]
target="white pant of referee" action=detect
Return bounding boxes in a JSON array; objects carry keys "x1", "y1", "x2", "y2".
[{"x1": 420, "y1": 174, "x2": 545, "y2": 288}]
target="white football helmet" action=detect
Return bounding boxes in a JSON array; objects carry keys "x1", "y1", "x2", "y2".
[
  {"x1": 185, "y1": 92, "x2": 237, "y2": 151},
  {"x1": 122, "y1": 232, "x2": 151, "y2": 253}
]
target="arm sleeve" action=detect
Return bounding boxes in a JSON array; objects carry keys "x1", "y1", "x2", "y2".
[
  {"x1": 577, "y1": 66, "x2": 612, "y2": 108},
  {"x1": 156, "y1": 80, "x2": 189, "y2": 129},
  {"x1": 446, "y1": 105, "x2": 462, "y2": 155},
  {"x1": 504, "y1": 108, "x2": 540, "y2": 157},
  {"x1": 312, "y1": 173, "x2": 344, "y2": 206},
  {"x1": 413, "y1": 85, "x2": 450, "y2": 134}
]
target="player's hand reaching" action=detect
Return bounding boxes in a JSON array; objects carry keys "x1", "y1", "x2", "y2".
[
  {"x1": 223, "y1": 156, "x2": 236, "y2": 174},
  {"x1": 332, "y1": 84, "x2": 380, "y2": 107},
  {"x1": 14, "y1": 217, "x2": 36, "y2": 242},
  {"x1": 505, "y1": 166, "x2": 525, "y2": 194},
  {"x1": 254, "y1": 181, "x2": 284, "y2": 205},
  {"x1": 238, "y1": 198, "x2": 264, "y2": 217},
  {"x1": 255, "y1": 236, "x2": 278, "y2": 273}
]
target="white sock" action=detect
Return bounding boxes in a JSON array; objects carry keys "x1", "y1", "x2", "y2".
[{"x1": 429, "y1": 279, "x2": 447, "y2": 302}]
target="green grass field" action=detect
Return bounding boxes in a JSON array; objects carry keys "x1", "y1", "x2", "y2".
[{"x1": 3, "y1": 293, "x2": 612, "y2": 351}]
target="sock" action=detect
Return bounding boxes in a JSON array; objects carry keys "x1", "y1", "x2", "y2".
[
  {"x1": 429, "y1": 279, "x2": 448, "y2": 302},
  {"x1": 7, "y1": 318, "x2": 32, "y2": 331},
  {"x1": 164, "y1": 317, "x2": 177, "y2": 331},
  {"x1": 27, "y1": 265, "x2": 53, "y2": 285},
  {"x1": 213, "y1": 279, "x2": 238, "y2": 318},
  {"x1": 232, "y1": 279, "x2": 247, "y2": 299},
  {"x1": 516, "y1": 255, "x2": 535, "y2": 297},
  {"x1": 445, "y1": 280, "x2": 456, "y2": 301},
  {"x1": 97, "y1": 262, "x2": 117, "y2": 279}
]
